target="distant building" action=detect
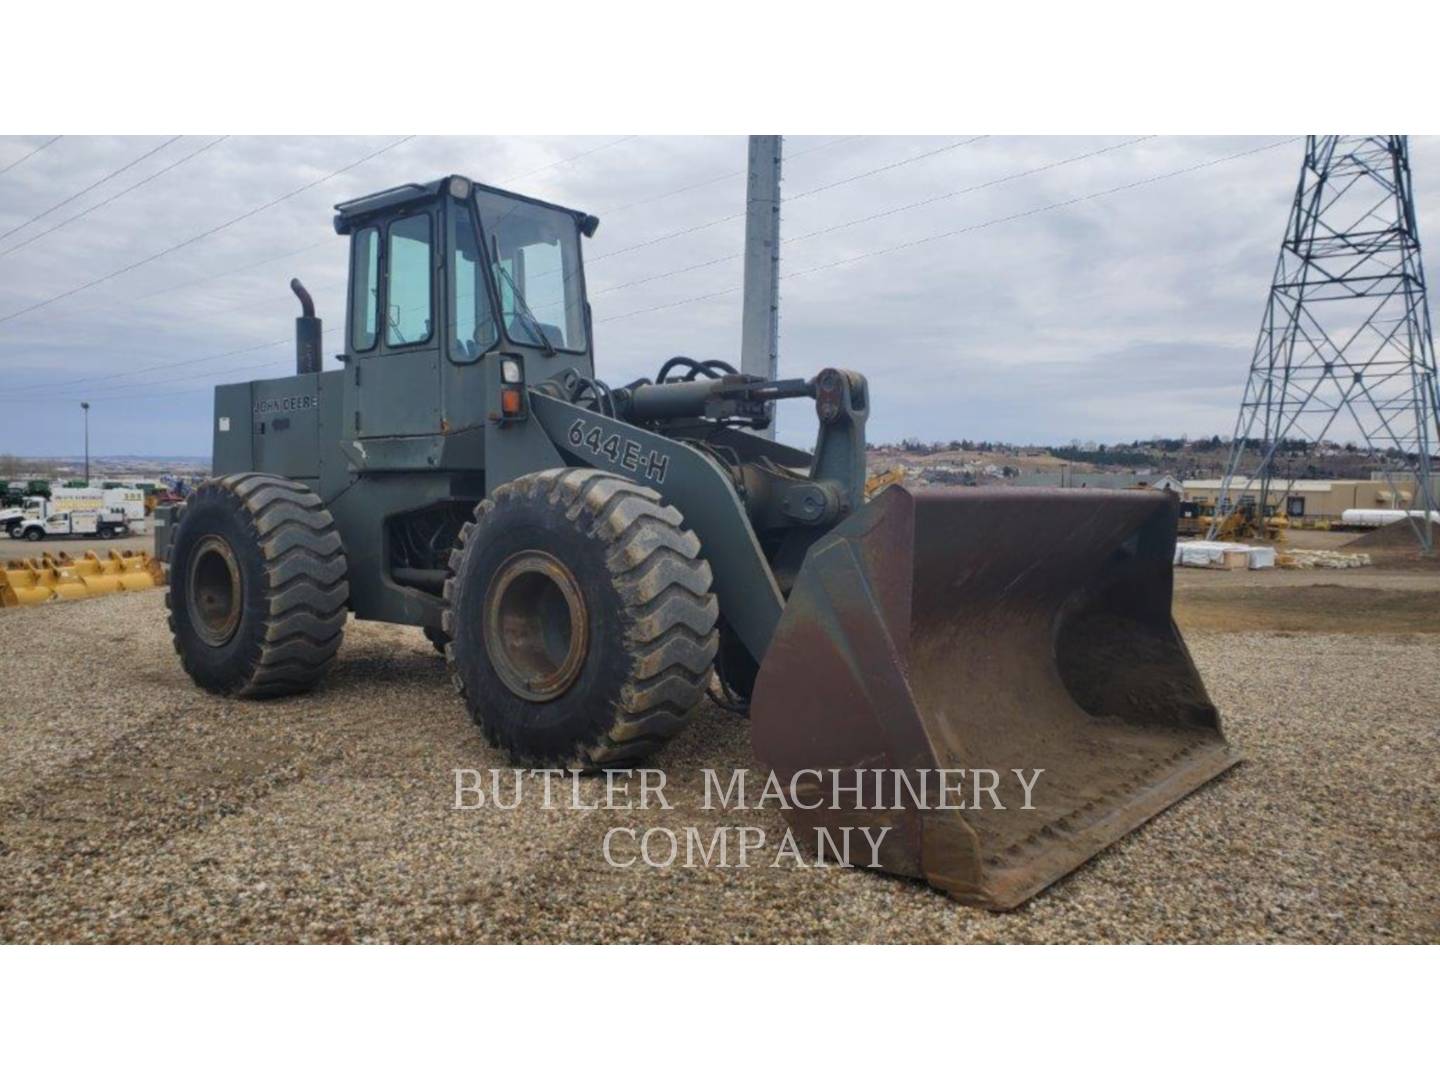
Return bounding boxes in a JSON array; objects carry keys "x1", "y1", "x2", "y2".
[
  {"x1": 1183, "y1": 477, "x2": 1417, "y2": 523},
  {"x1": 1370, "y1": 469, "x2": 1440, "y2": 506},
  {"x1": 1012, "y1": 465, "x2": 1181, "y2": 491}
]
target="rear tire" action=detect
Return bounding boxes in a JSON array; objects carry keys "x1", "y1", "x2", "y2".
[
  {"x1": 423, "y1": 626, "x2": 449, "y2": 654},
  {"x1": 443, "y1": 468, "x2": 719, "y2": 768},
  {"x1": 166, "y1": 473, "x2": 348, "y2": 698}
]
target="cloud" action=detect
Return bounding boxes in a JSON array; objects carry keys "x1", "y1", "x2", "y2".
[{"x1": 0, "y1": 134, "x2": 1435, "y2": 456}]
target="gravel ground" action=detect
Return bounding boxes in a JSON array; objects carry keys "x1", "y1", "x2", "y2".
[{"x1": 1, "y1": 587, "x2": 1436, "y2": 943}]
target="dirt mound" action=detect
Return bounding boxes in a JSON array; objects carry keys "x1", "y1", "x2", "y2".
[{"x1": 1347, "y1": 518, "x2": 1437, "y2": 550}]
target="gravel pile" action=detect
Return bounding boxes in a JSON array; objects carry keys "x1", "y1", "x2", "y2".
[{"x1": 1, "y1": 590, "x2": 1436, "y2": 943}]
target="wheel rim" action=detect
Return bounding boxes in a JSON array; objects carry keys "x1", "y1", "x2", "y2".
[
  {"x1": 483, "y1": 550, "x2": 589, "y2": 702},
  {"x1": 188, "y1": 535, "x2": 243, "y2": 647}
]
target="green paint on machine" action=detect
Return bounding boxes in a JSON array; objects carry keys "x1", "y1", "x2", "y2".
[{"x1": 155, "y1": 171, "x2": 1240, "y2": 910}]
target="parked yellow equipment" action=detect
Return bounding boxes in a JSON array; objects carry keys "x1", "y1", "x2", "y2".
[
  {"x1": 0, "y1": 549, "x2": 165, "y2": 608},
  {"x1": 863, "y1": 465, "x2": 907, "y2": 499}
]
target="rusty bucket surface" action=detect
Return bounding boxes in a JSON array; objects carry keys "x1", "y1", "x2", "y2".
[{"x1": 750, "y1": 485, "x2": 1241, "y2": 910}]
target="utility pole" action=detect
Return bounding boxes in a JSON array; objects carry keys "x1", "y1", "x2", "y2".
[
  {"x1": 741, "y1": 135, "x2": 783, "y2": 438},
  {"x1": 81, "y1": 401, "x2": 90, "y2": 485}
]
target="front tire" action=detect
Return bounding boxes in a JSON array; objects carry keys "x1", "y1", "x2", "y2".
[
  {"x1": 443, "y1": 468, "x2": 719, "y2": 768},
  {"x1": 23, "y1": 527, "x2": 42, "y2": 542},
  {"x1": 166, "y1": 473, "x2": 348, "y2": 698}
]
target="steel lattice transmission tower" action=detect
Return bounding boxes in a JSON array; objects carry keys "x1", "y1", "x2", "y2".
[{"x1": 1212, "y1": 135, "x2": 1440, "y2": 552}]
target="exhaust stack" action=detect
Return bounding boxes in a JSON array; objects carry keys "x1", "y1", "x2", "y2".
[{"x1": 291, "y1": 278, "x2": 322, "y2": 375}]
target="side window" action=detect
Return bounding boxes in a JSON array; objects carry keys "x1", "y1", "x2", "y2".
[
  {"x1": 448, "y1": 203, "x2": 498, "y2": 361},
  {"x1": 386, "y1": 213, "x2": 433, "y2": 347},
  {"x1": 349, "y1": 227, "x2": 379, "y2": 351}
]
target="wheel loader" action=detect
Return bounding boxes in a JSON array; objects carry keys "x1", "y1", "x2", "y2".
[{"x1": 157, "y1": 175, "x2": 1239, "y2": 909}]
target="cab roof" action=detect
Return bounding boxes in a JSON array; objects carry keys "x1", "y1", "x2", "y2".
[{"x1": 332, "y1": 175, "x2": 598, "y2": 236}]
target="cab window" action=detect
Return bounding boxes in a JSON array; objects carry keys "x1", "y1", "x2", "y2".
[
  {"x1": 349, "y1": 227, "x2": 379, "y2": 351},
  {"x1": 448, "y1": 202, "x2": 499, "y2": 360},
  {"x1": 386, "y1": 213, "x2": 433, "y2": 347},
  {"x1": 475, "y1": 190, "x2": 587, "y2": 352}
]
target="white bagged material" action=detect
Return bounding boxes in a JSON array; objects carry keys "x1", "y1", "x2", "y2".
[{"x1": 1174, "y1": 540, "x2": 1274, "y2": 570}]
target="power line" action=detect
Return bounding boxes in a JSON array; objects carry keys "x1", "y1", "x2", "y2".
[
  {"x1": 5, "y1": 138, "x2": 1297, "y2": 404},
  {"x1": 5, "y1": 336, "x2": 290, "y2": 395},
  {"x1": 132, "y1": 237, "x2": 327, "y2": 303},
  {"x1": 501, "y1": 135, "x2": 638, "y2": 184},
  {"x1": 591, "y1": 137, "x2": 1152, "y2": 298},
  {"x1": 6, "y1": 135, "x2": 633, "y2": 342},
  {"x1": 785, "y1": 135, "x2": 865, "y2": 159},
  {"x1": 597, "y1": 137, "x2": 1299, "y2": 325},
  {"x1": 25, "y1": 328, "x2": 344, "y2": 402},
  {"x1": 0, "y1": 136, "x2": 184, "y2": 244},
  {"x1": 587, "y1": 136, "x2": 989, "y2": 265},
  {"x1": 783, "y1": 135, "x2": 986, "y2": 201},
  {"x1": 0, "y1": 136, "x2": 62, "y2": 176},
  {"x1": 3, "y1": 135, "x2": 650, "y2": 398},
  {"x1": 784, "y1": 136, "x2": 1152, "y2": 247},
  {"x1": 115, "y1": 136, "x2": 633, "y2": 305},
  {"x1": 595, "y1": 135, "x2": 861, "y2": 216},
  {"x1": 77, "y1": 351, "x2": 300, "y2": 401},
  {"x1": 0, "y1": 136, "x2": 228, "y2": 259},
  {"x1": 0, "y1": 135, "x2": 415, "y2": 326},
  {"x1": 786, "y1": 138, "x2": 1299, "y2": 282}
]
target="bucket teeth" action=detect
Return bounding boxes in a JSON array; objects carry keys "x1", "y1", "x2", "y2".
[{"x1": 0, "y1": 549, "x2": 166, "y2": 607}]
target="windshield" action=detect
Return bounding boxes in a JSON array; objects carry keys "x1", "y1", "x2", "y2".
[{"x1": 474, "y1": 190, "x2": 587, "y2": 352}]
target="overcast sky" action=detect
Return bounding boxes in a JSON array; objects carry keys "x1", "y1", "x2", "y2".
[{"x1": 1, "y1": 134, "x2": 1436, "y2": 457}]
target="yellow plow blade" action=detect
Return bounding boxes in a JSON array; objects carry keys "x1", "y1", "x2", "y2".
[
  {"x1": 0, "y1": 550, "x2": 165, "y2": 608},
  {"x1": 1, "y1": 560, "x2": 53, "y2": 606}
]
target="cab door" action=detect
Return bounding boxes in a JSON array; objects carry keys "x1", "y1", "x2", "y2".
[{"x1": 348, "y1": 210, "x2": 442, "y2": 439}]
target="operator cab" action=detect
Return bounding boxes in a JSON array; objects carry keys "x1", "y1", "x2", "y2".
[
  {"x1": 330, "y1": 176, "x2": 599, "y2": 443},
  {"x1": 333, "y1": 175, "x2": 598, "y2": 368}
]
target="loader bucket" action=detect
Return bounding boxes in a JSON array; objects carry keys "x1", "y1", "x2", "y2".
[
  {"x1": 0, "y1": 562, "x2": 52, "y2": 607},
  {"x1": 108, "y1": 548, "x2": 166, "y2": 590},
  {"x1": 67, "y1": 551, "x2": 123, "y2": 596},
  {"x1": 750, "y1": 485, "x2": 1240, "y2": 910},
  {"x1": 0, "y1": 550, "x2": 161, "y2": 607},
  {"x1": 40, "y1": 555, "x2": 91, "y2": 601}
]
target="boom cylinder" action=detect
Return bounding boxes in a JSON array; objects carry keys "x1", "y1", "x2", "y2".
[{"x1": 616, "y1": 374, "x2": 814, "y2": 424}]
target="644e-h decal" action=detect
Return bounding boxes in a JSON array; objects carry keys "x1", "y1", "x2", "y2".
[{"x1": 567, "y1": 419, "x2": 670, "y2": 485}]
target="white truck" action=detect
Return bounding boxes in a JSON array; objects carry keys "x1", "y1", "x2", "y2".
[
  {"x1": 9, "y1": 507, "x2": 131, "y2": 542},
  {"x1": 3, "y1": 487, "x2": 143, "y2": 540}
]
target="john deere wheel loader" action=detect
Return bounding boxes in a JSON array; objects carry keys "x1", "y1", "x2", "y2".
[{"x1": 158, "y1": 175, "x2": 1239, "y2": 909}]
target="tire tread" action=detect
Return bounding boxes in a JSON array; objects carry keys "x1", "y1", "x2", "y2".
[
  {"x1": 444, "y1": 467, "x2": 718, "y2": 769},
  {"x1": 167, "y1": 472, "x2": 348, "y2": 699}
]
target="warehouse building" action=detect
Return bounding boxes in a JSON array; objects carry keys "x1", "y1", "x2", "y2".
[{"x1": 1183, "y1": 477, "x2": 1417, "y2": 524}]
